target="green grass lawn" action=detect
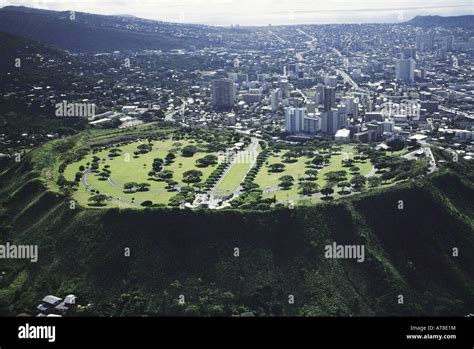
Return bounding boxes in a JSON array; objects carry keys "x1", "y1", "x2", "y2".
[
  {"x1": 64, "y1": 138, "x2": 219, "y2": 207},
  {"x1": 215, "y1": 144, "x2": 261, "y2": 193},
  {"x1": 254, "y1": 154, "x2": 310, "y2": 201},
  {"x1": 255, "y1": 145, "x2": 374, "y2": 202},
  {"x1": 215, "y1": 162, "x2": 252, "y2": 192}
]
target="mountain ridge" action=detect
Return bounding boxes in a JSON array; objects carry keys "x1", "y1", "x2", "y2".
[
  {"x1": 405, "y1": 15, "x2": 474, "y2": 29},
  {"x1": 0, "y1": 6, "x2": 214, "y2": 53}
]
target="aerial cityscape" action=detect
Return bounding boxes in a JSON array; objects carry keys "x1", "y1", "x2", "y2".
[{"x1": 0, "y1": 0, "x2": 472, "y2": 346}]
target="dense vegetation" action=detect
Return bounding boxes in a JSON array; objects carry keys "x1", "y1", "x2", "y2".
[
  {"x1": 0, "y1": 7, "x2": 213, "y2": 52},
  {"x1": 0, "y1": 132, "x2": 473, "y2": 316}
]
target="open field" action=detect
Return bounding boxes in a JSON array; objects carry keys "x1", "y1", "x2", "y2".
[
  {"x1": 64, "y1": 138, "x2": 220, "y2": 207},
  {"x1": 255, "y1": 144, "x2": 374, "y2": 202},
  {"x1": 215, "y1": 142, "x2": 261, "y2": 193}
]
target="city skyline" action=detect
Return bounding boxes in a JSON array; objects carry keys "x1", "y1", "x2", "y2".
[{"x1": 0, "y1": 0, "x2": 473, "y2": 26}]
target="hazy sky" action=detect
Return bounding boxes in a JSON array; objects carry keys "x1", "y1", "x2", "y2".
[{"x1": 1, "y1": 0, "x2": 472, "y2": 25}]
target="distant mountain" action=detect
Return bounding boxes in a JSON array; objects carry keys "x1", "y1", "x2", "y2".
[
  {"x1": 405, "y1": 15, "x2": 474, "y2": 30},
  {"x1": 0, "y1": 6, "x2": 214, "y2": 53},
  {"x1": 0, "y1": 31, "x2": 66, "y2": 71}
]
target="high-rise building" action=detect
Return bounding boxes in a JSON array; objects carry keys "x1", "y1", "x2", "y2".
[
  {"x1": 279, "y1": 79, "x2": 290, "y2": 99},
  {"x1": 367, "y1": 123, "x2": 384, "y2": 140},
  {"x1": 212, "y1": 79, "x2": 236, "y2": 108},
  {"x1": 446, "y1": 35, "x2": 454, "y2": 51},
  {"x1": 285, "y1": 107, "x2": 305, "y2": 134},
  {"x1": 343, "y1": 97, "x2": 358, "y2": 118},
  {"x1": 395, "y1": 58, "x2": 415, "y2": 83},
  {"x1": 243, "y1": 88, "x2": 262, "y2": 104},
  {"x1": 320, "y1": 110, "x2": 339, "y2": 135},
  {"x1": 304, "y1": 115, "x2": 320, "y2": 134},
  {"x1": 323, "y1": 87, "x2": 336, "y2": 111},
  {"x1": 314, "y1": 84, "x2": 325, "y2": 104},
  {"x1": 306, "y1": 102, "x2": 316, "y2": 114},
  {"x1": 271, "y1": 89, "x2": 280, "y2": 112},
  {"x1": 383, "y1": 120, "x2": 395, "y2": 133},
  {"x1": 287, "y1": 63, "x2": 299, "y2": 77}
]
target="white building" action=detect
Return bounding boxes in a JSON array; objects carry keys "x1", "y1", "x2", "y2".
[
  {"x1": 285, "y1": 107, "x2": 306, "y2": 133},
  {"x1": 271, "y1": 89, "x2": 280, "y2": 112},
  {"x1": 335, "y1": 129, "x2": 351, "y2": 142},
  {"x1": 383, "y1": 120, "x2": 395, "y2": 133}
]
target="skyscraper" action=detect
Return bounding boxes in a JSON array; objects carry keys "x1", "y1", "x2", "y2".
[
  {"x1": 211, "y1": 78, "x2": 236, "y2": 108},
  {"x1": 271, "y1": 89, "x2": 280, "y2": 112},
  {"x1": 320, "y1": 110, "x2": 338, "y2": 135},
  {"x1": 323, "y1": 87, "x2": 336, "y2": 112},
  {"x1": 446, "y1": 35, "x2": 454, "y2": 51},
  {"x1": 343, "y1": 97, "x2": 358, "y2": 118},
  {"x1": 285, "y1": 107, "x2": 305, "y2": 134},
  {"x1": 279, "y1": 79, "x2": 290, "y2": 99},
  {"x1": 395, "y1": 58, "x2": 415, "y2": 83},
  {"x1": 314, "y1": 84, "x2": 325, "y2": 104}
]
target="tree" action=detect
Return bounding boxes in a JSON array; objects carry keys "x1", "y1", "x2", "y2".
[
  {"x1": 337, "y1": 181, "x2": 351, "y2": 193},
  {"x1": 311, "y1": 155, "x2": 325, "y2": 167},
  {"x1": 387, "y1": 139, "x2": 405, "y2": 152},
  {"x1": 165, "y1": 152, "x2": 176, "y2": 164},
  {"x1": 278, "y1": 175, "x2": 294, "y2": 190},
  {"x1": 98, "y1": 171, "x2": 110, "y2": 180},
  {"x1": 153, "y1": 158, "x2": 164, "y2": 172},
  {"x1": 75, "y1": 172, "x2": 83, "y2": 182},
  {"x1": 268, "y1": 163, "x2": 285, "y2": 173},
  {"x1": 381, "y1": 171, "x2": 393, "y2": 184},
  {"x1": 324, "y1": 170, "x2": 347, "y2": 183},
  {"x1": 305, "y1": 169, "x2": 318, "y2": 180},
  {"x1": 88, "y1": 194, "x2": 109, "y2": 206},
  {"x1": 351, "y1": 175, "x2": 367, "y2": 190},
  {"x1": 321, "y1": 185, "x2": 334, "y2": 198},
  {"x1": 137, "y1": 143, "x2": 152, "y2": 154},
  {"x1": 282, "y1": 151, "x2": 298, "y2": 163},
  {"x1": 196, "y1": 155, "x2": 218, "y2": 167},
  {"x1": 299, "y1": 182, "x2": 319, "y2": 195},
  {"x1": 141, "y1": 200, "x2": 153, "y2": 207},
  {"x1": 158, "y1": 170, "x2": 174, "y2": 181},
  {"x1": 123, "y1": 182, "x2": 138, "y2": 192},
  {"x1": 182, "y1": 170, "x2": 203, "y2": 184},
  {"x1": 166, "y1": 180, "x2": 179, "y2": 191},
  {"x1": 90, "y1": 162, "x2": 99, "y2": 171},
  {"x1": 137, "y1": 183, "x2": 150, "y2": 191},
  {"x1": 368, "y1": 176, "x2": 382, "y2": 188},
  {"x1": 108, "y1": 148, "x2": 122, "y2": 157},
  {"x1": 181, "y1": 145, "x2": 197, "y2": 157},
  {"x1": 350, "y1": 166, "x2": 360, "y2": 174}
]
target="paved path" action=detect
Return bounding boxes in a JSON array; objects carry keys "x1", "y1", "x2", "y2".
[{"x1": 81, "y1": 170, "x2": 136, "y2": 205}]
